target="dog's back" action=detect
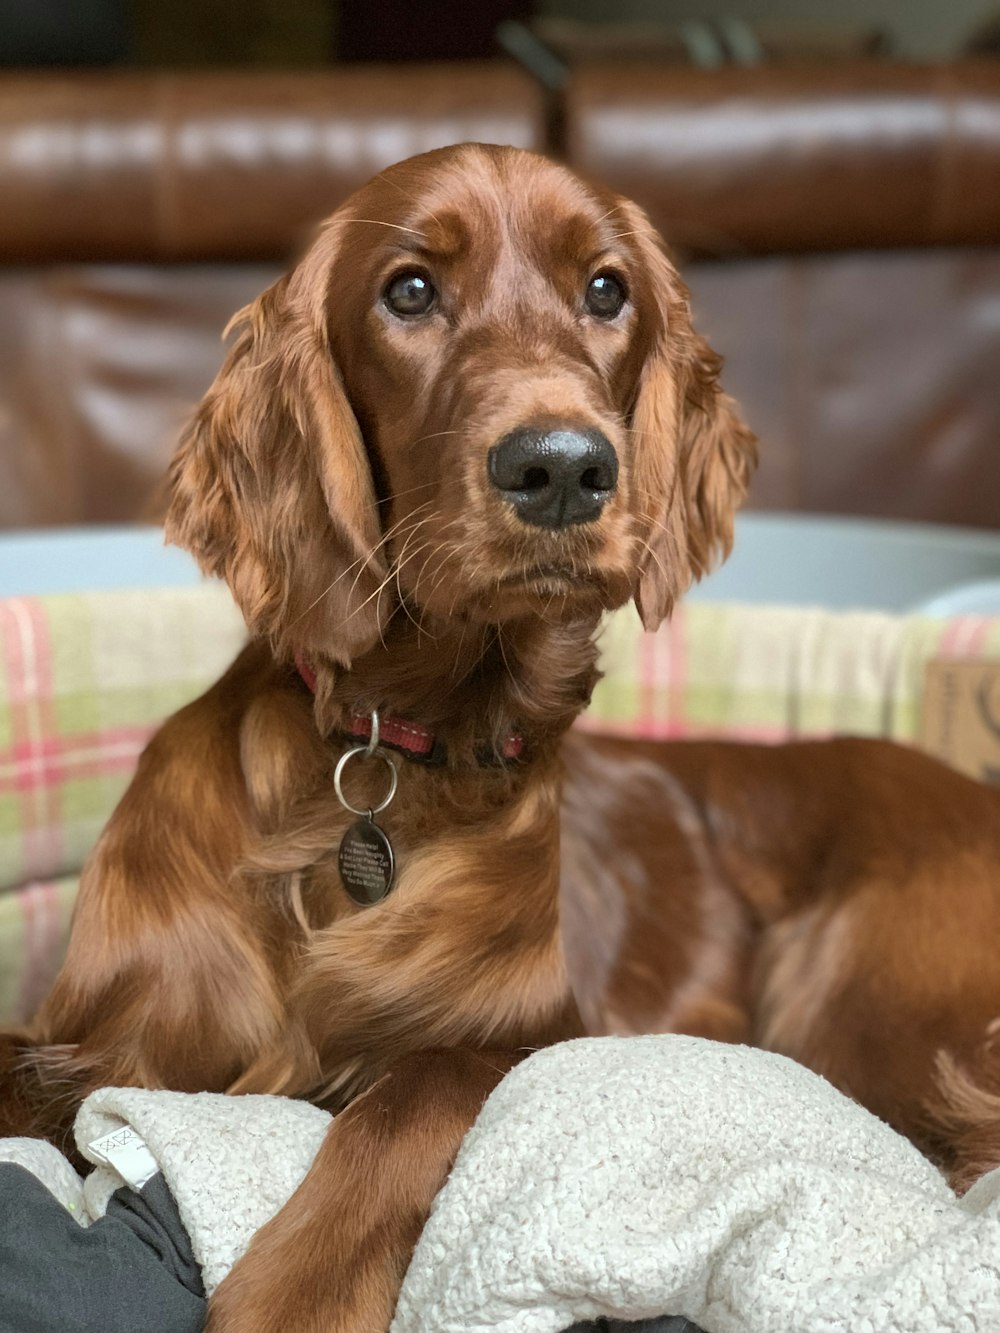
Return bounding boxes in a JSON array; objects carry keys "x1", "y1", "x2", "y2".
[{"x1": 562, "y1": 731, "x2": 1000, "y2": 1187}]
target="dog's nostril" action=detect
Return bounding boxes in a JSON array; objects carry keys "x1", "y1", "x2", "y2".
[
  {"x1": 488, "y1": 427, "x2": 619, "y2": 530},
  {"x1": 580, "y1": 465, "x2": 611, "y2": 492},
  {"x1": 522, "y1": 466, "x2": 550, "y2": 492}
]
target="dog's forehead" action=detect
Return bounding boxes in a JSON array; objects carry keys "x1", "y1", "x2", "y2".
[{"x1": 366, "y1": 148, "x2": 618, "y2": 269}]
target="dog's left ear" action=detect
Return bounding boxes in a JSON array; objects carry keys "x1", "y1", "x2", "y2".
[
  {"x1": 623, "y1": 203, "x2": 757, "y2": 631},
  {"x1": 165, "y1": 223, "x2": 388, "y2": 666}
]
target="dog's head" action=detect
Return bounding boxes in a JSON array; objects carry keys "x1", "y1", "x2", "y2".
[{"x1": 166, "y1": 144, "x2": 756, "y2": 665}]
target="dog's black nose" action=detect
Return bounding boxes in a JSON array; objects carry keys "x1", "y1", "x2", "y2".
[{"x1": 487, "y1": 428, "x2": 619, "y2": 529}]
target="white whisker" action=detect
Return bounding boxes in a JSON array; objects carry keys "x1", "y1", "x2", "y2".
[{"x1": 339, "y1": 218, "x2": 428, "y2": 238}]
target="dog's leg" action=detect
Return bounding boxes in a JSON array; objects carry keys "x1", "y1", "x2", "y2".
[{"x1": 205, "y1": 1048, "x2": 517, "y2": 1333}]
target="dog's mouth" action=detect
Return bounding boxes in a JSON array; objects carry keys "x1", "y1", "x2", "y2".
[
  {"x1": 476, "y1": 557, "x2": 631, "y2": 621},
  {"x1": 401, "y1": 555, "x2": 630, "y2": 627}
]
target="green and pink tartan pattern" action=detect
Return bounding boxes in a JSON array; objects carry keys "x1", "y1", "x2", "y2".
[{"x1": 1, "y1": 586, "x2": 998, "y2": 1024}]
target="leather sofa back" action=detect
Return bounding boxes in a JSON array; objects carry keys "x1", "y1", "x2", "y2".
[
  {"x1": 566, "y1": 62, "x2": 1000, "y2": 256},
  {"x1": 0, "y1": 66, "x2": 544, "y2": 261}
]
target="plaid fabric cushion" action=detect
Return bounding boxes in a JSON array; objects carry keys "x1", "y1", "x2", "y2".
[
  {"x1": 585, "y1": 604, "x2": 1000, "y2": 744},
  {"x1": 0, "y1": 587, "x2": 246, "y2": 895},
  {"x1": 0, "y1": 877, "x2": 78, "y2": 1025}
]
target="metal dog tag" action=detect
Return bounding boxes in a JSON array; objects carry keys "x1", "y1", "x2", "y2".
[{"x1": 338, "y1": 815, "x2": 395, "y2": 905}]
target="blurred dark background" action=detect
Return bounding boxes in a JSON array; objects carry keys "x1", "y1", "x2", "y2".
[
  {"x1": 0, "y1": 0, "x2": 998, "y2": 532},
  {"x1": 3, "y1": 0, "x2": 1000, "y2": 66}
]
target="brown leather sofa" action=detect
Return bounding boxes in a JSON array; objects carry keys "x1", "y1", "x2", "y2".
[{"x1": 1, "y1": 60, "x2": 998, "y2": 530}]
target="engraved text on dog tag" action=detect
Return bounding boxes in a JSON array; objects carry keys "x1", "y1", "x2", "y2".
[{"x1": 338, "y1": 816, "x2": 395, "y2": 905}]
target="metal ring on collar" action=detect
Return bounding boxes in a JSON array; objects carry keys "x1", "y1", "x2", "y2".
[
  {"x1": 365, "y1": 708, "x2": 381, "y2": 756},
  {"x1": 334, "y1": 744, "x2": 398, "y2": 817}
]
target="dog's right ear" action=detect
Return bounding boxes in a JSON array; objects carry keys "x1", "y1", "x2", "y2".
[
  {"x1": 165, "y1": 233, "x2": 387, "y2": 667},
  {"x1": 621, "y1": 201, "x2": 757, "y2": 632}
]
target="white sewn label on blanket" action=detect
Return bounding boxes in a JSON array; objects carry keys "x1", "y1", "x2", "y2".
[{"x1": 87, "y1": 1125, "x2": 160, "y2": 1191}]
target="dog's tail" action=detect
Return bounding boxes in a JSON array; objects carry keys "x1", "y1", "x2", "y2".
[{"x1": 926, "y1": 1029, "x2": 1000, "y2": 1193}]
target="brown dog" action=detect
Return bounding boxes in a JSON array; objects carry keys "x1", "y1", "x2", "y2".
[{"x1": 2, "y1": 142, "x2": 997, "y2": 1331}]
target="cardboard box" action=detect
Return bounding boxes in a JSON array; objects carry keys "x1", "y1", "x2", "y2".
[{"x1": 921, "y1": 659, "x2": 1000, "y2": 786}]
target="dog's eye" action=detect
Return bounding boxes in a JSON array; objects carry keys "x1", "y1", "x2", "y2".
[
  {"x1": 585, "y1": 273, "x2": 626, "y2": 320},
  {"x1": 384, "y1": 272, "x2": 436, "y2": 318}
]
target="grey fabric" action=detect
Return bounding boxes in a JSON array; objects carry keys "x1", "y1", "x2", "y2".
[
  {"x1": 104, "y1": 1172, "x2": 204, "y2": 1298},
  {"x1": 0, "y1": 1163, "x2": 205, "y2": 1333}
]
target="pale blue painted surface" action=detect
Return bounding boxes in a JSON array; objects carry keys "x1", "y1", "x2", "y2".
[{"x1": 3, "y1": 516, "x2": 1000, "y2": 615}]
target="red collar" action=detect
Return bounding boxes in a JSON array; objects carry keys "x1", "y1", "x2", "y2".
[{"x1": 294, "y1": 654, "x2": 524, "y2": 766}]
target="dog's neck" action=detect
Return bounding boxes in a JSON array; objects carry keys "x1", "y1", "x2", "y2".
[{"x1": 308, "y1": 609, "x2": 602, "y2": 765}]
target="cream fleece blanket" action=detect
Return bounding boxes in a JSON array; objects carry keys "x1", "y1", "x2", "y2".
[
  {"x1": 394, "y1": 1038, "x2": 1000, "y2": 1332},
  {"x1": 2, "y1": 1036, "x2": 999, "y2": 1331}
]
